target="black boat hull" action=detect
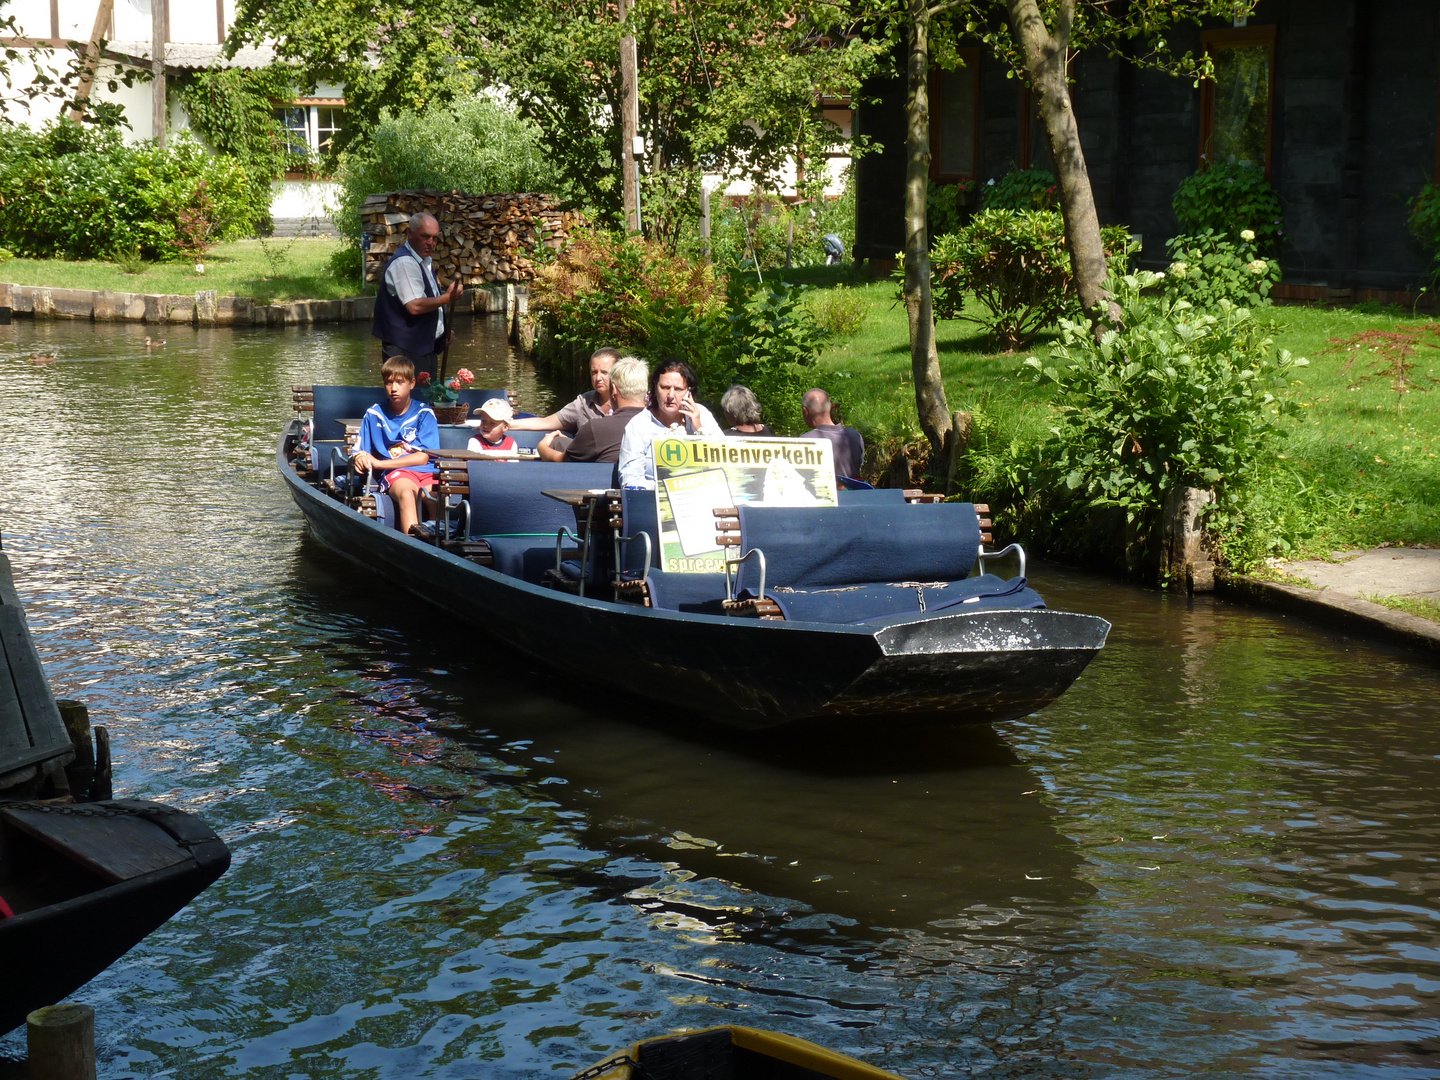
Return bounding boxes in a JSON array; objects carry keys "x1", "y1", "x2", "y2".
[
  {"x1": 279, "y1": 426, "x2": 1109, "y2": 728},
  {"x1": 0, "y1": 800, "x2": 231, "y2": 1034}
]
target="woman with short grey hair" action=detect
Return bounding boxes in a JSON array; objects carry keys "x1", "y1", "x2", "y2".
[{"x1": 720, "y1": 385, "x2": 775, "y2": 437}]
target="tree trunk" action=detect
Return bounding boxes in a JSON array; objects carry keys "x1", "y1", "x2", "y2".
[
  {"x1": 1006, "y1": 0, "x2": 1120, "y2": 329},
  {"x1": 903, "y1": 0, "x2": 953, "y2": 459}
]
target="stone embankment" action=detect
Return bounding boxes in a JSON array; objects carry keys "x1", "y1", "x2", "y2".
[{"x1": 0, "y1": 280, "x2": 525, "y2": 327}]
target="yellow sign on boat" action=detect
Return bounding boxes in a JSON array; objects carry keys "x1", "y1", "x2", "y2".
[{"x1": 652, "y1": 437, "x2": 838, "y2": 573}]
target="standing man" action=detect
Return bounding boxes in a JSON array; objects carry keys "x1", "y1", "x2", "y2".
[
  {"x1": 371, "y1": 212, "x2": 463, "y2": 380},
  {"x1": 800, "y1": 388, "x2": 865, "y2": 480}
]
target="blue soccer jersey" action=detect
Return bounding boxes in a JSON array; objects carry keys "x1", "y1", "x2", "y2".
[{"x1": 358, "y1": 398, "x2": 438, "y2": 474}]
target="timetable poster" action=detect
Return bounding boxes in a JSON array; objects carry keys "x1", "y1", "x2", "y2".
[{"x1": 652, "y1": 437, "x2": 838, "y2": 573}]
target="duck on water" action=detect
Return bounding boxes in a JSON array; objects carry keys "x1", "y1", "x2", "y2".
[{"x1": 279, "y1": 371, "x2": 1111, "y2": 731}]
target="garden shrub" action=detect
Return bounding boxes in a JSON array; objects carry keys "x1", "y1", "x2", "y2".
[
  {"x1": 927, "y1": 178, "x2": 976, "y2": 240},
  {"x1": 1019, "y1": 271, "x2": 1307, "y2": 562},
  {"x1": 980, "y1": 168, "x2": 1059, "y2": 211},
  {"x1": 930, "y1": 209, "x2": 1134, "y2": 349},
  {"x1": 1163, "y1": 228, "x2": 1279, "y2": 309},
  {"x1": 531, "y1": 228, "x2": 825, "y2": 432},
  {"x1": 1172, "y1": 162, "x2": 1283, "y2": 251},
  {"x1": 805, "y1": 287, "x2": 869, "y2": 337},
  {"x1": 332, "y1": 99, "x2": 567, "y2": 244},
  {"x1": 0, "y1": 120, "x2": 267, "y2": 260}
]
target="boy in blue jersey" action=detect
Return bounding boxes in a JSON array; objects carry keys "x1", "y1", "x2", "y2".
[{"x1": 352, "y1": 355, "x2": 439, "y2": 535}]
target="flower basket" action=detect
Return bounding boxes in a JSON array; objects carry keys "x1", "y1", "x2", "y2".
[{"x1": 432, "y1": 402, "x2": 471, "y2": 425}]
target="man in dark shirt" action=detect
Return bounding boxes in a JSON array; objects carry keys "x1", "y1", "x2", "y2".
[
  {"x1": 800, "y1": 387, "x2": 865, "y2": 479},
  {"x1": 543, "y1": 357, "x2": 648, "y2": 463}
]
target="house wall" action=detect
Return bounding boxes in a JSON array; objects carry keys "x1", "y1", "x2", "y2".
[{"x1": 855, "y1": 1, "x2": 1440, "y2": 293}]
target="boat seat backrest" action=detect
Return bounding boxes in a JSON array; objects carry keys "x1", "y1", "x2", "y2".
[
  {"x1": 465, "y1": 461, "x2": 616, "y2": 537},
  {"x1": 620, "y1": 488, "x2": 661, "y2": 571},
  {"x1": 836, "y1": 487, "x2": 906, "y2": 505},
  {"x1": 733, "y1": 503, "x2": 983, "y2": 594}
]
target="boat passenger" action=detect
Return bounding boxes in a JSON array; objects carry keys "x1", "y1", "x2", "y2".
[
  {"x1": 720, "y1": 384, "x2": 776, "y2": 437},
  {"x1": 539, "y1": 357, "x2": 648, "y2": 463},
  {"x1": 801, "y1": 387, "x2": 865, "y2": 480},
  {"x1": 352, "y1": 356, "x2": 439, "y2": 535},
  {"x1": 507, "y1": 346, "x2": 620, "y2": 438},
  {"x1": 467, "y1": 397, "x2": 518, "y2": 459},
  {"x1": 617, "y1": 359, "x2": 724, "y2": 489}
]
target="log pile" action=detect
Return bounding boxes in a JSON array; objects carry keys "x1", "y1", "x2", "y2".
[{"x1": 361, "y1": 191, "x2": 582, "y2": 286}]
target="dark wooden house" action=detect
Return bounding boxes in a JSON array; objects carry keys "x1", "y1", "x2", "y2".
[{"x1": 855, "y1": 1, "x2": 1440, "y2": 301}]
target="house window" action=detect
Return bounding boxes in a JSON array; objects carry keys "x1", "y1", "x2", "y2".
[
  {"x1": 931, "y1": 50, "x2": 980, "y2": 181},
  {"x1": 314, "y1": 106, "x2": 343, "y2": 155},
  {"x1": 1199, "y1": 26, "x2": 1275, "y2": 175},
  {"x1": 274, "y1": 106, "x2": 309, "y2": 157}
]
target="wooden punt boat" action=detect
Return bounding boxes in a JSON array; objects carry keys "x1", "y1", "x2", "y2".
[
  {"x1": 278, "y1": 389, "x2": 1109, "y2": 730},
  {"x1": 568, "y1": 1025, "x2": 907, "y2": 1080},
  {"x1": 0, "y1": 545, "x2": 231, "y2": 1033}
]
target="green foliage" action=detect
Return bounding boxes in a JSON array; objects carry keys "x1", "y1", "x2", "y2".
[
  {"x1": 927, "y1": 178, "x2": 976, "y2": 239},
  {"x1": 0, "y1": 121, "x2": 267, "y2": 260},
  {"x1": 980, "y1": 168, "x2": 1058, "y2": 211},
  {"x1": 1021, "y1": 271, "x2": 1307, "y2": 542},
  {"x1": 1172, "y1": 162, "x2": 1283, "y2": 251},
  {"x1": 1406, "y1": 182, "x2": 1440, "y2": 282},
  {"x1": 531, "y1": 228, "x2": 825, "y2": 432},
  {"x1": 1162, "y1": 228, "x2": 1279, "y2": 309},
  {"x1": 231, "y1": 0, "x2": 882, "y2": 230},
  {"x1": 176, "y1": 65, "x2": 306, "y2": 183},
  {"x1": 805, "y1": 287, "x2": 869, "y2": 337},
  {"x1": 331, "y1": 98, "x2": 567, "y2": 243},
  {"x1": 704, "y1": 192, "x2": 839, "y2": 271},
  {"x1": 929, "y1": 209, "x2": 1134, "y2": 349}
]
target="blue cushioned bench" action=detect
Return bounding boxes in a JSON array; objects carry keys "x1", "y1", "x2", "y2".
[
  {"x1": 717, "y1": 503, "x2": 1039, "y2": 623},
  {"x1": 462, "y1": 461, "x2": 617, "y2": 582}
]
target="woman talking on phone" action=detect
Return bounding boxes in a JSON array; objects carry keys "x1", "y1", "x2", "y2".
[{"x1": 617, "y1": 359, "x2": 724, "y2": 488}]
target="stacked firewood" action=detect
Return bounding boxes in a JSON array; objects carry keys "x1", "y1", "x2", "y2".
[{"x1": 360, "y1": 191, "x2": 582, "y2": 286}]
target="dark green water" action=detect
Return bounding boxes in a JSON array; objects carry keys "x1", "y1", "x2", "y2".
[{"x1": 1, "y1": 316, "x2": 1438, "y2": 1079}]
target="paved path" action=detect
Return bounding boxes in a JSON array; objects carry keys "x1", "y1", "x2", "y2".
[
  {"x1": 1282, "y1": 547, "x2": 1440, "y2": 605},
  {"x1": 1218, "y1": 546, "x2": 1440, "y2": 662}
]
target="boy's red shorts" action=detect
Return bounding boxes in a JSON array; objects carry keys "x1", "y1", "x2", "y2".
[{"x1": 383, "y1": 468, "x2": 437, "y2": 491}]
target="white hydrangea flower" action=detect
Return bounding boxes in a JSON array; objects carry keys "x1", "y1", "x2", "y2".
[
  {"x1": 1240, "y1": 229, "x2": 1256, "y2": 243},
  {"x1": 1248, "y1": 259, "x2": 1268, "y2": 274},
  {"x1": 1168, "y1": 261, "x2": 1188, "y2": 278}
]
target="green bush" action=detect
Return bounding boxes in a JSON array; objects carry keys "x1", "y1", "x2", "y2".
[
  {"x1": 0, "y1": 121, "x2": 267, "y2": 260},
  {"x1": 1407, "y1": 181, "x2": 1440, "y2": 282},
  {"x1": 1162, "y1": 228, "x2": 1280, "y2": 309},
  {"x1": 1172, "y1": 163, "x2": 1283, "y2": 251},
  {"x1": 1020, "y1": 271, "x2": 1307, "y2": 557},
  {"x1": 332, "y1": 99, "x2": 567, "y2": 243},
  {"x1": 531, "y1": 228, "x2": 825, "y2": 432},
  {"x1": 927, "y1": 178, "x2": 976, "y2": 240},
  {"x1": 981, "y1": 168, "x2": 1059, "y2": 211},
  {"x1": 805, "y1": 287, "x2": 869, "y2": 337},
  {"x1": 930, "y1": 209, "x2": 1134, "y2": 349}
]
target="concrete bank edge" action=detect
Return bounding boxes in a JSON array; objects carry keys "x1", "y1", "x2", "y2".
[
  {"x1": 1217, "y1": 573, "x2": 1440, "y2": 661},
  {"x1": 0, "y1": 281, "x2": 521, "y2": 327}
]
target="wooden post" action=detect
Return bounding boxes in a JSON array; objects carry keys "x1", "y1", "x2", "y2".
[
  {"x1": 698, "y1": 181, "x2": 711, "y2": 261},
  {"x1": 56, "y1": 699, "x2": 95, "y2": 799},
  {"x1": 27, "y1": 1004, "x2": 96, "y2": 1080},
  {"x1": 68, "y1": 0, "x2": 116, "y2": 123},
  {"x1": 1160, "y1": 485, "x2": 1215, "y2": 593},
  {"x1": 617, "y1": 0, "x2": 640, "y2": 233},
  {"x1": 151, "y1": 0, "x2": 166, "y2": 148},
  {"x1": 90, "y1": 725, "x2": 112, "y2": 801}
]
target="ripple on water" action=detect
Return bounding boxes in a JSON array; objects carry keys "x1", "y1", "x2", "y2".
[{"x1": 1, "y1": 320, "x2": 1439, "y2": 1078}]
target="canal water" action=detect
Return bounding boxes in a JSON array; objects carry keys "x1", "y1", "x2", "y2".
[{"x1": 1, "y1": 316, "x2": 1437, "y2": 1079}]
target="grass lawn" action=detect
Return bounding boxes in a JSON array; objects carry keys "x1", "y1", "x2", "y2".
[
  {"x1": 0, "y1": 237, "x2": 357, "y2": 304},
  {"x1": 788, "y1": 264, "x2": 1440, "y2": 567}
]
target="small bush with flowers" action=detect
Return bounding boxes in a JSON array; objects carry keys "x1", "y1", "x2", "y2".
[
  {"x1": 1172, "y1": 162, "x2": 1283, "y2": 252},
  {"x1": 1162, "y1": 227, "x2": 1279, "y2": 310},
  {"x1": 981, "y1": 168, "x2": 1060, "y2": 212},
  {"x1": 418, "y1": 367, "x2": 475, "y2": 407}
]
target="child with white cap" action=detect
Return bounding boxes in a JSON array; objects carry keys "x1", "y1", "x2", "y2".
[{"x1": 467, "y1": 397, "x2": 518, "y2": 458}]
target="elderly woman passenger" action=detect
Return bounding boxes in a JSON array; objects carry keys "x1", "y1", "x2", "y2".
[
  {"x1": 617, "y1": 359, "x2": 724, "y2": 488},
  {"x1": 720, "y1": 384, "x2": 775, "y2": 437}
]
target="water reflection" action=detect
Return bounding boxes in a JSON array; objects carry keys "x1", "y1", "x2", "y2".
[{"x1": 1, "y1": 317, "x2": 1439, "y2": 1079}]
